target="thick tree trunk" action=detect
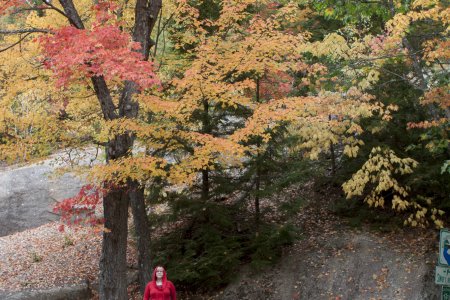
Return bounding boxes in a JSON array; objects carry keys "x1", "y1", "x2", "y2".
[
  {"x1": 99, "y1": 134, "x2": 134, "y2": 300},
  {"x1": 56, "y1": 3, "x2": 130, "y2": 299},
  {"x1": 129, "y1": 181, "x2": 152, "y2": 294},
  {"x1": 99, "y1": 187, "x2": 129, "y2": 300}
]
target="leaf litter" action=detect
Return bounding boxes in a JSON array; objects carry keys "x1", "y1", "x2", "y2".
[{"x1": 0, "y1": 222, "x2": 137, "y2": 293}]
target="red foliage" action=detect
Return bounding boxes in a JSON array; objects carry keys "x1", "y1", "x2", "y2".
[
  {"x1": 0, "y1": 0, "x2": 26, "y2": 15},
  {"x1": 40, "y1": 25, "x2": 158, "y2": 88},
  {"x1": 53, "y1": 184, "x2": 104, "y2": 231},
  {"x1": 93, "y1": 0, "x2": 120, "y2": 25},
  {"x1": 259, "y1": 70, "x2": 294, "y2": 100},
  {"x1": 368, "y1": 34, "x2": 387, "y2": 54},
  {"x1": 267, "y1": 2, "x2": 282, "y2": 9}
]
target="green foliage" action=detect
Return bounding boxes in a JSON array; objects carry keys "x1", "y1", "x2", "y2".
[
  {"x1": 335, "y1": 57, "x2": 450, "y2": 226},
  {"x1": 30, "y1": 251, "x2": 42, "y2": 263},
  {"x1": 309, "y1": 0, "x2": 393, "y2": 33},
  {"x1": 248, "y1": 223, "x2": 297, "y2": 269},
  {"x1": 332, "y1": 197, "x2": 403, "y2": 232},
  {"x1": 151, "y1": 199, "x2": 297, "y2": 291},
  {"x1": 152, "y1": 200, "x2": 243, "y2": 290},
  {"x1": 62, "y1": 235, "x2": 74, "y2": 248}
]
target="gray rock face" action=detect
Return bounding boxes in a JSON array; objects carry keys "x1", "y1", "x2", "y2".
[{"x1": 0, "y1": 161, "x2": 83, "y2": 237}]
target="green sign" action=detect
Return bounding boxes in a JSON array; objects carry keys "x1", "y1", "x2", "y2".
[
  {"x1": 436, "y1": 266, "x2": 450, "y2": 285},
  {"x1": 442, "y1": 286, "x2": 450, "y2": 300}
]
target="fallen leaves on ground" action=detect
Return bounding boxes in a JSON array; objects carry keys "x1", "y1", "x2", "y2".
[{"x1": 0, "y1": 222, "x2": 137, "y2": 293}]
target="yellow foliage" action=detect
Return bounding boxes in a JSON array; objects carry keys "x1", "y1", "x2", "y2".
[
  {"x1": 343, "y1": 147, "x2": 443, "y2": 228},
  {"x1": 89, "y1": 155, "x2": 168, "y2": 185},
  {"x1": 306, "y1": 33, "x2": 350, "y2": 60},
  {"x1": 412, "y1": 0, "x2": 438, "y2": 9}
]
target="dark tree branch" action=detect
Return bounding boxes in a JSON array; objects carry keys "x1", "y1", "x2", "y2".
[
  {"x1": 153, "y1": 11, "x2": 175, "y2": 60},
  {"x1": 118, "y1": 0, "x2": 162, "y2": 119},
  {"x1": 152, "y1": 8, "x2": 163, "y2": 60},
  {"x1": 42, "y1": 1, "x2": 73, "y2": 22},
  {"x1": 58, "y1": 0, "x2": 85, "y2": 29},
  {"x1": 0, "y1": 33, "x2": 31, "y2": 53},
  {"x1": 56, "y1": 0, "x2": 119, "y2": 121},
  {"x1": 0, "y1": 28, "x2": 52, "y2": 35},
  {"x1": 10, "y1": 1, "x2": 72, "y2": 23}
]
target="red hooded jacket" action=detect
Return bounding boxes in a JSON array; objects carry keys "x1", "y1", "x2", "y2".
[{"x1": 143, "y1": 267, "x2": 176, "y2": 300}]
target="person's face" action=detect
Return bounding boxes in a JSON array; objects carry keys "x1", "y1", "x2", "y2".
[{"x1": 156, "y1": 267, "x2": 164, "y2": 279}]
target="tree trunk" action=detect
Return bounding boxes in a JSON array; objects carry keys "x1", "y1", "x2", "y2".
[
  {"x1": 202, "y1": 169, "x2": 209, "y2": 200},
  {"x1": 129, "y1": 181, "x2": 152, "y2": 294},
  {"x1": 254, "y1": 166, "x2": 260, "y2": 230},
  {"x1": 55, "y1": 3, "x2": 130, "y2": 299},
  {"x1": 201, "y1": 97, "x2": 211, "y2": 201},
  {"x1": 99, "y1": 187, "x2": 129, "y2": 300},
  {"x1": 118, "y1": 0, "x2": 162, "y2": 293},
  {"x1": 329, "y1": 115, "x2": 336, "y2": 176},
  {"x1": 254, "y1": 78, "x2": 261, "y2": 231},
  {"x1": 330, "y1": 142, "x2": 336, "y2": 176},
  {"x1": 99, "y1": 134, "x2": 134, "y2": 299}
]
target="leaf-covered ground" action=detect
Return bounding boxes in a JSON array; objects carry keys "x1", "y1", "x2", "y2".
[{"x1": 0, "y1": 222, "x2": 136, "y2": 297}]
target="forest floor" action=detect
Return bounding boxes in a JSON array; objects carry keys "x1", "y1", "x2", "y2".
[{"x1": 0, "y1": 173, "x2": 441, "y2": 299}]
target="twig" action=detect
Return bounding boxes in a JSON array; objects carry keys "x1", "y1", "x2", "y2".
[{"x1": 0, "y1": 33, "x2": 31, "y2": 53}]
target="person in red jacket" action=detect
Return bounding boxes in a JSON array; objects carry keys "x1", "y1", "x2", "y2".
[{"x1": 143, "y1": 266, "x2": 176, "y2": 300}]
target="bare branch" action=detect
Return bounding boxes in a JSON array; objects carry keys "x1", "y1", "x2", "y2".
[
  {"x1": 9, "y1": 1, "x2": 70, "y2": 21},
  {"x1": 153, "y1": 11, "x2": 175, "y2": 60},
  {"x1": 0, "y1": 28, "x2": 53, "y2": 35},
  {"x1": 0, "y1": 33, "x2": 31, "y2": 53}
]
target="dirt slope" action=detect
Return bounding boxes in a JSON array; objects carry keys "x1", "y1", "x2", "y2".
[{"x1": 213, "y1": 188, "x2": 440, "y2": 300}]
